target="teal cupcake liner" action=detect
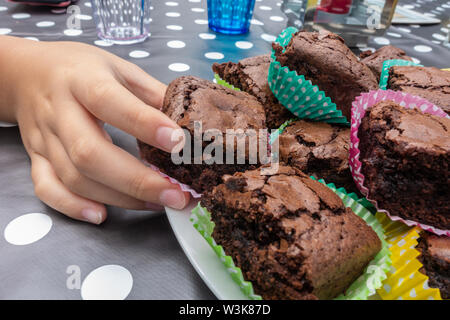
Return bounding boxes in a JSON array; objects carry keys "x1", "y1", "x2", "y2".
[
  {"x1": 268, "y1": 27, "x2": 349, "y2": 125},
  {"x1": 214, "y1": 74, "x2": 240, "y2": 91},
  {"x1": 379, "y1": 59, "x2": 423, "y2": 90},
  {"x1": 190, "y1": 179, "x2": 391, "y2": 300}
]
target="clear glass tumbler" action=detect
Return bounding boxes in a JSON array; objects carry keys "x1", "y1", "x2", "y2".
[
  {"x1": 91, "y1": 0, "x2": 151, "y2": 44},
  {"x1": 207, "y1": 0, "x2": 256, "y2": 35}
]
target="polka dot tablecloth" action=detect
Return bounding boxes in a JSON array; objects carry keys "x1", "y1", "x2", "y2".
[{"x1": 0, "y1": 0, "x2": 449, "y2": 300}]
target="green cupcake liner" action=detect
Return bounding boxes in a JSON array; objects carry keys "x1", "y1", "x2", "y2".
[
  {"x1": 379, "y1": 59, "x2": 423, "y2": 90},
  {"x1": 214, "y1": 74, "x2": 240, "y2": 91},
  {"x1": 190, "y1": 204, "x2": 262, "y2": 300},
  {"x1": 190, "y1": 179, "x2": 391, "y2": 300},
  {"x1": 268, "y1": 27, "x2": 349, "y2": 125}
]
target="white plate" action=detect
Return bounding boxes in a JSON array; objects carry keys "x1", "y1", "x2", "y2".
[{"x1": 165, "y1": 200, "x2": 248, "y2": 300}]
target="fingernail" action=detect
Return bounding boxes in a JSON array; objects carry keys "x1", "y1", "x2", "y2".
[
  {"x1": 159, "y1": 189, "x2": 187, "y2": 210},
  {"x1": 145, "y1": 202, "x2": 165, "y2": 211},
  {"x1": 81, "y1": 208, "x2": 103, "y2": 225},
  {"x1": 156, "y1": 126, "x2": 185, "y2": 153}
]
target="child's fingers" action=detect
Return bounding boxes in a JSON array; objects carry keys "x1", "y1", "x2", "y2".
[
  {"x1": 71, "y1": 79, "x2": 184, "y2": 154},
  {"x1": 56, "y1": 103, "x2": 190, "y2": 209},
  {"x1": 29, "y1": 152, "x2": 107, "y2": 225},
  {"x1": 113, "y1": 59, "x2": 167, "y2": 109},
  {"x1": 44, "y1": 132, "x2": 152, "y2": 210}
]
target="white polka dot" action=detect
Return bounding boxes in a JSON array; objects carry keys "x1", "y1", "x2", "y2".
[
  {"x1": 191, "y1": 7, "x2": 205, "y2": 12},
  {"x1": 24, "y1": 37, "x2": 39, "y2": 41},
  {"x1": 409, "y1": 288, "x2": 417, "y2": 298},
  {"x1": 167, "y1": 40, "x2": 186, "y2": 48},
  {"x1": 250, "y1": 19, "x2": 264, "y2": 26},
  {"x1": 199, "y1": 33, "x2": 216, "y2": 40},
  {"x1": 402, "y1": 4, "x2": 415, "y2": 9},
  {"x1": 129, "y1": 50, "x2": 150, "y2": 58},
  {"x1": 441, "y1": 28, "x2": 449, "y2": 33},
  {"x1": 259, "y1": 5, "x2": 272, "y2": 10},
  {"x1": 387, "y1": 32, "x2": 401, "y2": 38},
  {"x1": 12, "y1": 13, "x2": 31, "y2": 19},
  {"x1": 94, "y1": 39, "x2": 113, "y2": 47},
  {"x1": 4, "y1": 213, "x2": 52, "y2": 246},
  {"x1": 81, "y1": 265, "x2": 133, "y2": 300},
  {"x1": 398, "y1": 27, "x2": 411, "y2": 33},
  {"x1": 358, "y1": 47, "x2": 375, "y2": 53},
  {"x1": 270, "y1": 16, "x2": 284, "y2": 22},
  {"x1": 168, "y1": 63, "x2": 190, "y2": 72},
  {"x1": 411, "y1": 57, "x2": 421, "y2": 64},
  {"x1": 195, "y1": 19, "x2": 208, "y2": 24},
  {"x1": 424, "y1": 13, "x2": 436, "y2": 17},
  {"x1": 0, "y1": 28, "x2": 12, "y2": 35},
  {"x1": 204, "y1": 52, "x2": 224, "y2": 60},
  {"x1": 64, "y1": 29, "x2": 83, "y2": 36},
  {"x1": 235, "y1": 41, "x2": 253, "y2": 49},
  {"x1": 76, "y1": 14, "x2": 92, "y2": 21},
  {"x1": 374, "y1": 37, "x2": 390, "y2": 45},
  {"x1": 189, "y1": 0, "x2": 201, "y2": 2},
  {"x1": 432, "y1": 33, "x2": 446, "y2": 41},
  {"x1": 166, "y1": 25, "x2": 183, "y2": 31},
  {"x1": 0, "y1": 6, "x2": 7, "y2": 12},
  {"x1": 414, "y1": 45, "x2": 432, "y2": 53},
  {"x1": 165, "y1": 1, "x2": 178, "y2": 6},
  {"x1": 84, "y1": 2, "x2": 92, "y2": 7},
  {"x1": 36, "y1": 21, "x2": 55, "y2": 27},
  {"x1": 432, "y1": 40, "x2": 441, "y2": 44},
  {"x1": 261, "y1": 33, "x2": 276, "y2": 42},
  {"x1": 166, "y1": 12, "x2": 180, "y2": 17},
  {"x1": 410, "y1": 24, "x2": 421, "y2": 28}
]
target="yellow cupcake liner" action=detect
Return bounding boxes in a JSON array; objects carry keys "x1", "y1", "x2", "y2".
[{"x1": 376, "y1": 212, "x2": 443, "y2": 300}]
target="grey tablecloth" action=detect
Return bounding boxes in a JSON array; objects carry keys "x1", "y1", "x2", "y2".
[{"x1": 0, "y1": 0, "x2": 449, "y2": 299}]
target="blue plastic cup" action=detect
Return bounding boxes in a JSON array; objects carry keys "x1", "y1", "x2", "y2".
[{"x1": 207, "y1": 0, "x2": 256, "y2": 35}]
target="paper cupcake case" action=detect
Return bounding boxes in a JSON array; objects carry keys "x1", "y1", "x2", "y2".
[
  {"x1": 139, "y1": 154, "x2": 202, "y2": 198},
  {"x1": 378, "y1": 59, "x2": 422, "y2": 90},
  {"x1": 191, "y1": 180, "x2": 391, "y2": 300},
  {"x1": 376, "y1": 212, "x2": 444, "y2": 300},
  {"x1": 349, "y1": 89, "x2": 450, "y2": 236},
  {"x1": 214, "y1": 74, "x2": 240, "y2": 91},
  {"x1": 268, "y1": 27, "x2": 349, "y2": 125}
]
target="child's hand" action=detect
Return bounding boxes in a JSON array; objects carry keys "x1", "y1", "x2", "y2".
[{"x1": 0, "y1": 37, "x2": 190, "y2": 224}]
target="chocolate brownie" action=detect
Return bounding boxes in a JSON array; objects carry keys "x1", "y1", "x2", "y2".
[
  {"x1": 359, "y1": 45, "x2": 412, "y2": 81},
  {"x1": 273, "y1": 30, "x2": 378, "y2": 120},
  {"x1": 277, "y1": 120, "x2": 357, "y2": 192},
  {"x1": 138, "y1": 76, "x2": 267, "y2": 193},
  {"x1": 359, "y1": 100, "x2": 450, "y2": 230},
  {"x1": 417, "y1": 232, "x2": 450, "y2": 299},
  {"x1": 212, "y1": 55, "x2": 292, "y2": 129},
  {"x1": 202, "y1": 165, "x2": 381, "y2": 300},
  {"x1": 387, "y1": 66, "x2": 450, "y2": 115}
]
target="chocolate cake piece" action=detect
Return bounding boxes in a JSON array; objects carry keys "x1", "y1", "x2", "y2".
[
  {"x1": 277, "y1": 120, "x2": 356, "y2": 192},
  {"x1": 201, "y1": 165, "x2": 381, "y2": 300},
  {"x1": 387, "y1": 66, "x2": 450, "y2": 115},
  {"x1": 359, "y1": 100, "x2": 450, "y2": 230},
  {"x1": 212, "y1": 55, "x2": 292, "y2": 129},
  {"x1": 359, "y1": 45, "x2": 412, "y2": 81},
  {"x1": 417, "y1": 232, "x2": 450, "y2": 299},
  {"x1": 273, "y1": 30, "x2": 378, "y2": 120},
  {"x1": 138, "y1": 76, "x2": 267, "y2": 193}
]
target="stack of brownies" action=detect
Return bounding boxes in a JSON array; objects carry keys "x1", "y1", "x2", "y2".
[{"x1": 139, "y1": 29, "x2": 450, "y2": 300}]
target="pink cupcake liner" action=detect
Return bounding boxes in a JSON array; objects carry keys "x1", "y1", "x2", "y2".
[
  {"x1": 139, "y1": 150, "x2": 201, "y2": 198},
  {"x1": 350, "y1": 89, "x2": 450, "y2": 237}
]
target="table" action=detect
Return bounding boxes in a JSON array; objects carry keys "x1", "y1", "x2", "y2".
[{"x1": 0, "y1": 0, "x2": 449, "y2": 300}]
